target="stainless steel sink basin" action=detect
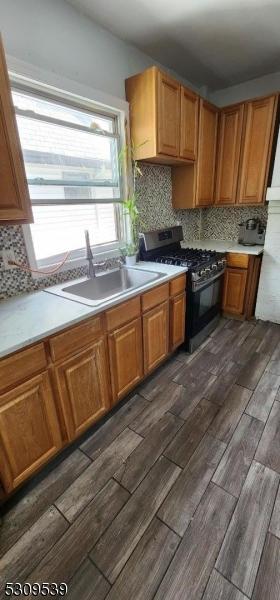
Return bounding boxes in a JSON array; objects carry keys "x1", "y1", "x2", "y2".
[{"x1": 46, "y1": 267, "x2": 165, "y2": 306}]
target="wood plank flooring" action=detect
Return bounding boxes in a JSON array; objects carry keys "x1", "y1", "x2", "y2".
[{"x1": 1, "y1": 317, "x2": 280, "y2": 600}]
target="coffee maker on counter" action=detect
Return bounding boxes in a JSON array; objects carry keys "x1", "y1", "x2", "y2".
[{"x1": 238, "y1": 218, "x2": 266, "y2": 246}]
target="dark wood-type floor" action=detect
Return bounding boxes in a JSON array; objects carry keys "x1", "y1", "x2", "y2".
[{"x1": 1, "y1": 318, "x2": 280, "y2": 599}]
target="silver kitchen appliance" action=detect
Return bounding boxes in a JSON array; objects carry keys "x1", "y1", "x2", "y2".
[
  {"x1": 238, "y1": 218, "x2": 266, "y2": 246},
  {"x1": 139, "y1": 226, "x2": 227, "y2": 352}
]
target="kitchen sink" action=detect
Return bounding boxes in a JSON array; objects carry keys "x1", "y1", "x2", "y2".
[{"x1": 46, "y1": 267, "x2": 165, "y2": 306}]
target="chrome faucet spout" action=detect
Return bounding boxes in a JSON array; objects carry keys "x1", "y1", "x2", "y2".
[
  {"x1": 84, "y1": 230, "x2": 106, "y2": 278},
  {"x1": 85, "y1": 230, "x2": 95, "y2": 278}
]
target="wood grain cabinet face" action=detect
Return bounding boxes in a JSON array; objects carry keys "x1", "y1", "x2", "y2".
[
  {"x1": 215, "y1": 104, "x2": 244, "y2": 205},
  {"x1": 196, "y1": 99, "x2": 219, "y2": 207},
  {"x1": 54, "y1": 338, "x2": 110, "y2": 441},
  {"x1": 170, "y1": 293, "x2": 186, "y2": 351},
  {"x1": 222, "y1": 268, "x2": 248, "y2": 315},
  {"x1": 143, "y1": 301, "x2": 169, "y2": 374},
  {"x1": 180, "y1": 87, "x2": 199, "y2": 161},
  {"x1": 157, "y1": 71, "x2": 180, "y2": 157},
  {"x1": 237, "y1": 95, "x2": 277, "y2": 204},
  {"x1": 0, "y1": 372, "x2": 62, "y2": 492},
  {"x1": 108, "y1": 317, "x2": 143, "y2": 404},
  {"x1": 0, "y1": 36, "x2": 32, "y2": 224}
]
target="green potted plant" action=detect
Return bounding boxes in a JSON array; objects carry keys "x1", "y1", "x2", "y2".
[{"x1": 119, "y1": 140, "x2": 145, "y2": 266}]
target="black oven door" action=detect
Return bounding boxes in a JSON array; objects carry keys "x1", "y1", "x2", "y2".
[{"x1": 187, "y1": 271, "x2": 224, "y2": 339}]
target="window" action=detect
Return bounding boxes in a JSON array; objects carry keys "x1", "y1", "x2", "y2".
[{"x1": 13, "y1": 87, "x2": 125, "y2": 269}]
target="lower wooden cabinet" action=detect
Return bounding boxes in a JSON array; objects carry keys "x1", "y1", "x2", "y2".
[
  {"x1": 108, "y1": 317, "x2": 143, "y2": 404},
  {"x1": 143, "y1": 301, "x2": 169, "y2": 374},
  {"x1": 222, "y1": 268, "x2": 247, "y2": 315},
  {"x1": 54, "y1": 338, "x2": 110, "y2": 440},
  {"x1": 170, "y1": 293, "x2": 186, "y2": 351},
  {"x1": 0, "y1": 372, "x2": 62, "y2": 492}
]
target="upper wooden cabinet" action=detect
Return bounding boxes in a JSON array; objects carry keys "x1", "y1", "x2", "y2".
[
  {"x1": 157, "y1": 70, "x2": 180, "y2": 157},
  {"x1": 180, "y1": 86, "x2": 199, "y2": 160},
  {"x1": 196, "y1": 99, "x2": 219, "y2": 207},
  {"x1": 215, "y1": 103, "x2": 244, "y2": 205},
  {"x1": 0, "y1": 35, "x2": 32, "y2": 224},
  {"x1": 125, "y1": 66, "x2": 198, "y2": 164},
  {"x1": 237, "y1": 95, "x2": 278, "y2": 204},
  {"x1": 172, "y1": 99, "x2": 219, "y2": 208}
]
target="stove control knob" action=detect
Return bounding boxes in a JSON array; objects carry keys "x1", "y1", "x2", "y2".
[
  {"x1": 222, "y1": 258, "x2": 227, "y2": 267},
  {"x1": 199, "y1": 269, "x2": 206, "y2": 277},
  {"x1": 212, "y1": 263, "x2": 218, "y2": 271}
]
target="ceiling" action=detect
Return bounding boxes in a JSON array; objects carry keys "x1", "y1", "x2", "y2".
[{"x1": 66, "y1": 0, "x2": 280, "y2": 90}]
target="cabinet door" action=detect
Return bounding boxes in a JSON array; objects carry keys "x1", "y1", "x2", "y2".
[
  {"x1": 180, "y1": 86, "x2": 199, "y2": 161},
  {"x1": 0, "y1": 372, "x2": 62, "y2": 492},
  {"x1": 157, "y1": 70, "x2": 180, "y2": 157},
  {"x1": 196, "y1": 99, "x2": 219, "y2": 206},
  {"x1": 215, "y1": 104, "x2": 244, "y2": 205},
  {"x1": 0, "y1": 36, "x2": 32, "y2": 224},
  {"x1": 170, "y1": 293, "x2": 186, "y2": 351},
  {"x1": 222, "y1": 268, "x2": 248, "y2": 315},
  {"x1": 55, "y1": 338, "x2": 110, "y2": 440},
  {"x1": 237, "y1": 95, "x2": 277, "y2": 204},
  {"x1": 143, "y1": 301, "x2": 169, "y2": 374},
  {"x1": 109, "y1": 318, "x2": 143, "y2": 404}
]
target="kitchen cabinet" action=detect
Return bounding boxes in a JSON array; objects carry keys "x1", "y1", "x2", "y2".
[
  {"x1": 222, "y1": 268, "x2": 247, "y2": 315},
  {"x1": 172, "y1": 99, "x2": 219, "y2": 208},
  {"x1": 54, "y1": 338, "x2": 110, "y2": 441},
  {"x1": 0, "y1": 372, "x2": 62, "y2": 493},
  {"x1": 196, "y1": 99, "x2": 219, "y2": 207},
  {"x1": 157, "y1": 70, "x2": 180, "y2": 157},
  {"x1": 237, "y1": 95, "x2": 278, "y2": 204},
  {"x1": 108, "y1": 317, "x2": 143, "y2": 403},
  {"x1": 125, "y1": 66, "x2": 198, "y2": 165},
  {"x1": 0, "y1": 275, "x2": 186, "y2": 497},
  {"x1": 180, "y1": 86, "x2": 199, "y2": 160},
  {"x1": 143, "y1": 301, "x2": 169, "y2": 374},
  {"x1": 0, "y1": 35, "x2": 32, "y2": 224},
  {"x1": 170, "y1": 293, "x2": 186, "y2": 351},
  {"x1": 215, "y1": 103, "x2": 244, "y2": 205},
  {"x1": 222, "y1": 253, "x2": 262, "y2": 318}
]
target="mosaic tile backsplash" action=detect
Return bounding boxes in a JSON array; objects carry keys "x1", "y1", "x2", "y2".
[{"x1": 0, "y1": 163, "x2": 268, "y2": 299}]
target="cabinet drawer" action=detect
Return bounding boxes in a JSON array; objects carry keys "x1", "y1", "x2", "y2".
[
  {"x1": 169, "y1": 275, "x2": 186, "y2": 296},
  {"x1": 141, "y1": 283, "x2": 169, "y2": 312},
  {"x1": 105, "y1": 296, "x2": 141, "y2": 331},
  {"x1": 0, "y1": 344, "x2": 47, "y2": 394},
  {"x1": 226, "y1": 253, "x2": 249, "y2": 269},
  {"x1": 50, "y1": 316, "x2": 103, "y2": 362}
]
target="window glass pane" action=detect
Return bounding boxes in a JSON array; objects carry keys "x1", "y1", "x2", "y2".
[
  {"x1": 12, "y1": 90, "x2": 114, "y2": 133},
  {"x1": 15, "y1": 115, "x2": 119, "y2": 197},
  {"x1": 31, "y1": 204, "x2": 118, "y2": 262}
]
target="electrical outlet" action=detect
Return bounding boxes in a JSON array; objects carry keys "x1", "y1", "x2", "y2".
[{"x1": 0, "y1": 248, "x2": 16, "y2": 270}]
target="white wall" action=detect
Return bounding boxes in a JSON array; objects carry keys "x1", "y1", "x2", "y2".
[
  {"x1": 210, "y1": 71, "x2": 280, "y2": 106},
  {"x1": 0, "y1": 0, "x2": 201, "y2": 100}
]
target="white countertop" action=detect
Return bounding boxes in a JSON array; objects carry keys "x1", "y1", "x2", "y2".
[
  {"x1": 0, "y1": 262, "x2": 187, "y2": 359},
  {"x1": 182, "y1": 239, "x2": 264, "y2": 255}
]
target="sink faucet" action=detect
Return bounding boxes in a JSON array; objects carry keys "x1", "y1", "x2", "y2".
[{"x1": 84, "y1": 230, "x2": 105, "y2": 278}]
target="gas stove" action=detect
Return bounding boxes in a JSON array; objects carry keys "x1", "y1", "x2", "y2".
[
  {"x1": 139, "y1": 230, "x2": 226, "y2": 290},
  {"x1": 139, "y1": 226, "x2": 227, "y2": 352}
]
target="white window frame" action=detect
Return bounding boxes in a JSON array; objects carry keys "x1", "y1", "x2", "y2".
[{"x1": 8, "y1": 56, "x2": 130, "y2": 278}]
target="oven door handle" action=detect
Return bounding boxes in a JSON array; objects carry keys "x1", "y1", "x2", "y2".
[{"x1": 192, "y1": 268, "x2": 226, "y2": 292}]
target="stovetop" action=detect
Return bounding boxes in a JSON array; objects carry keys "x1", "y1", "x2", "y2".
[{"x1": 152, "y1": 248, "x2": 220, "y2": 269}]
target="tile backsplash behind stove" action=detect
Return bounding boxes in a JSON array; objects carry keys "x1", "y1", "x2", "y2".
[{"x1": 0, "y1": 163, "x2": 268, "y2": 299}]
